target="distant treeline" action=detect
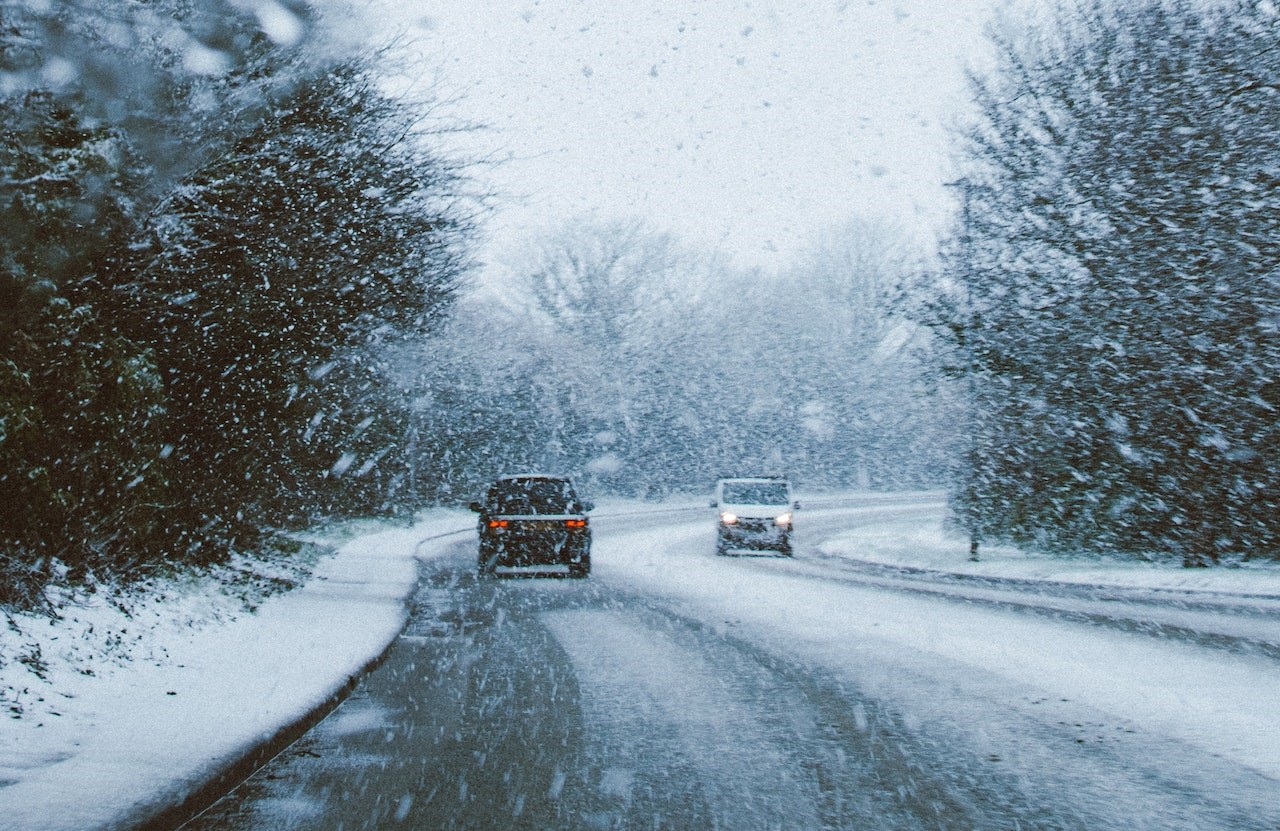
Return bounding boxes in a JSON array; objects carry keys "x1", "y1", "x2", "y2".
[{"x1": 404, "y1": 218, "x2": 954, "y2": 507}]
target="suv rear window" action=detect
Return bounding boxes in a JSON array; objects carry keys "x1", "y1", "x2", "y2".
[
  {"x1": 721, "y1": 481, "x2": 789, "y2": 505},
  {"x1": 487, "y1": 477, "x2": 579, "y2": 515}
]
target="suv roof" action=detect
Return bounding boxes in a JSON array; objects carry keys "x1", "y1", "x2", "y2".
[{"x1": 484, "y1": 474, "x2": 583, "y2": 516}]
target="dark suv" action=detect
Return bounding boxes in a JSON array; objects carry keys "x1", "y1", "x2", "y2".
[{"x1": 469, "y1": 474, "x2": 593, "y2": 577}]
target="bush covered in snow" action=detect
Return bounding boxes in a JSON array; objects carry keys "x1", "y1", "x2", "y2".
[
  {"x1": 0, "y1": 2, "x2": 473, "y2": 607},
  {"x1": 918, "y1": 0, "x2": 1280, "y2": 564},
  {"x1": 1, "y1": 538, "x2": 321, "y2": 720}
]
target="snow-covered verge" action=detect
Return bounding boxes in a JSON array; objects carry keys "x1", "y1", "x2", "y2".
[
  {"x1": 813, "y1": 492, "x2": 1280, "y2": 596},
  {"x1": 0, "y1": 510, "x2": 470, "y2": 831}
]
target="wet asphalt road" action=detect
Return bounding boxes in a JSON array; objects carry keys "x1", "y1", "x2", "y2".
[
  {"x1": 179, "y1": 507, "x2": 1280, "y2": 831},
  {"x1": 180, "y1": 550, "x2": 1049, "y2": 830}
]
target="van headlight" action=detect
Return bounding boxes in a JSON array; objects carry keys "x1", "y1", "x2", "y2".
[
  {"x1": 720, "y1": 512, "x2": 738, "y2": 525},
  {"x1": 775, "y1": 512, "x2": 793, "y2": 527}
]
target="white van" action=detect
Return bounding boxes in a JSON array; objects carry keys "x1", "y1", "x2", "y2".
[{"x1": 711, "y1": 477, "x2": 797, "y2": 555}]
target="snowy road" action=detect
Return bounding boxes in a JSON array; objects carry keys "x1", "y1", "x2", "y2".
[{"x1": 182, "y1": 499, "x2": 1280, "y2": 830}]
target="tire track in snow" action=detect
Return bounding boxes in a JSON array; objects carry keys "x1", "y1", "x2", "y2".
[{"x1": 543, "y1": 608, "x2": 823, "y2": 830}]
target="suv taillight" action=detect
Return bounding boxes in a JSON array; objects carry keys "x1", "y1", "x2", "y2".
[{"x1": 565, "y1": 519, "x2": 587, "y2": 528}]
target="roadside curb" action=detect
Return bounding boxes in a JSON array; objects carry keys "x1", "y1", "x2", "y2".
[
  {"x1": 132, "y1": 654, "x2": 392, "y2": 831},
  {"x1": 125, "y1": 559, "x2": 432, "y2": 830},
  {"x1": 823, "y1": 553, "x2": 1280, "y2": 602}
]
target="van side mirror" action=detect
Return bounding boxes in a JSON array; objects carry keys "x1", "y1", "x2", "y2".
[
  {"x1": 709, "y1": 500, "x2": 718, "y2": 508},
  {"x1": 580, "y1": 500, "x2": 595, "y2": 513},
  {"x1": 793, "y1": 501, "x2": 802, "y2": 510},
  {"x1": 468, "y1": 501, "x2": 484, "y2": 513}
]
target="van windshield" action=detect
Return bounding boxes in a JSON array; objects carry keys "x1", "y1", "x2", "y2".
[{"x1": 721, "y1": 482, "x2": 789, "y2": 505}]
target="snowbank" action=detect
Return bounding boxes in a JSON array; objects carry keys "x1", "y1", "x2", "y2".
[
  {"x1": 813, "y1": 494, "x2": 1280, "y2": 596},
  {"x1": 0, "y1": 511, "x2": 470, "y2": 831}
]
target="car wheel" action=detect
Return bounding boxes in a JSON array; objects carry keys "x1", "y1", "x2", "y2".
[
  {"x1": 778, "y1": 535, "x2": 793, "y2": 556},
  {"x1": 715, "y1": 534, "x2": 729, "y2": 555}
]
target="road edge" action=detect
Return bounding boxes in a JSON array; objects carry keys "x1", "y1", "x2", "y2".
[{"x1": 123, "y1": 574, "x2": 422, "y2": 831}]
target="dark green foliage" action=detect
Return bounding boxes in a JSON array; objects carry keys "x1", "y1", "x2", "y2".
[
  {"x1": 0, "y1": 84, "x2": 171, "y2": 603},
  {"x1": 0, "y1": 299, "x2": 168, "y2": 604},
  {"x1": 925, "y1": 0, "x2": 1280, "y2": 563},
  {"x1": 98, "y1": 61, "x2": 467, "y2": 547},
  {"x1": 1, "y1": 5, "x2": 472, "y2": 606}
]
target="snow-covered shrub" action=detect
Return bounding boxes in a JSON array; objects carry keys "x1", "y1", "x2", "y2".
[{"x1": 921, "y1": 0, "x2": 1280, "y2": 564}]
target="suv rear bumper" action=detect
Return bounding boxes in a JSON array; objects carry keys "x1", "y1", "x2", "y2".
[
  {"x1": 479, "y1": 520, "x2": 591, "y2": 570},
  {"x1": 481, "y1": 536, "x2": 591, "y2": 567}
]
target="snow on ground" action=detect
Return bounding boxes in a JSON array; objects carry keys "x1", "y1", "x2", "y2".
[
  {"x1": 811, "y1": 492, "x2": 1280, "y2": 596},
  {"x1": 0, "y1": 510, "x2": 469, "y2": 831},
  {"x1": 595, "y1": 494, "x2": 1280, "y2": 789},
  {"x1": 2, "y1": 493, "x2": 1278, "y2": 829}
]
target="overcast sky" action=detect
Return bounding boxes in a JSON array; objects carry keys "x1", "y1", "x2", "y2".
[{"x1": 358, "y1": 0, "x2": 1002, "y2": 273}]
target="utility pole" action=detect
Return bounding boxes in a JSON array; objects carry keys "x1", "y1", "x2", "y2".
[{"x1": 946, "y1": 177, "x2": 982, "y2": 562}]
